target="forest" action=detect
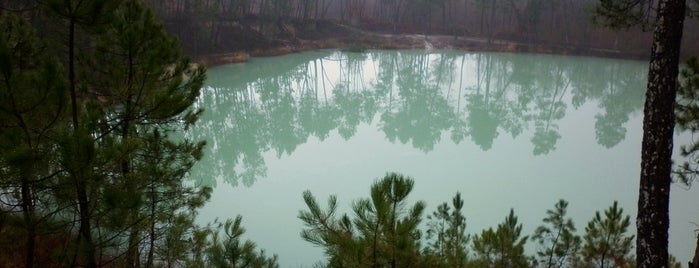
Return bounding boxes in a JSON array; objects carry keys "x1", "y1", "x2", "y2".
[
  {"x1": 135, "y1": 0, "x2": 699, "y2": 59},
  {"x1": 1, "y1": 0, "x2": 699, "y2": 267}
]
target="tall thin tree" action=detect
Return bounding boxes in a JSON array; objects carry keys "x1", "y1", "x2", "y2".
[{"x1": 594, "y1": 0, "x2": 687, "y2": 266}]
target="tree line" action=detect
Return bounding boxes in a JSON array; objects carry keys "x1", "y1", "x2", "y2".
[
  {"x1": 129, "y1": 0, "x2": 699, "y2": 57},
  {"x1": 299, "y1": 172, "x2": 684, "y2": 268}
]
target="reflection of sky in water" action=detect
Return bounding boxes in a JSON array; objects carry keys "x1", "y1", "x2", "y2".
[{"x1": 185, "y1": 50, "x2": 699, "y2": 267}]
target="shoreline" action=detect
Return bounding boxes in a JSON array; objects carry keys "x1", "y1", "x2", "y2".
[{"x1": 195, "y1": 27, "x2": 650, "y2": 68}]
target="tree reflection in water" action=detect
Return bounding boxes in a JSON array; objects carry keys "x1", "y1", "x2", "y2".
[{"x1": 185, "y1": 50, "x2": 646, "y2": 187}]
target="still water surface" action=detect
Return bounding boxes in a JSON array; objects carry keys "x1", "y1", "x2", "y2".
[{"x1": 186, "y1": 50, "x2": 698, "y2": 267}]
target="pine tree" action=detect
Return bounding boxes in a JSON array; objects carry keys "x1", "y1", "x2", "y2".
[
  {"x1": 80, "y1": 1, "x2": 206, "y2": 266},
  {"x1": 84, "y1": 1, "x2": 206, "y2": 266},
  {"x1": 299, "y1": 190, "x2": 361, "y2": 267},
  {"x1": 532, "y1": 199, "x2": 582, "y2": 268},
  {"x1": 594, "y1": 0, "x2": 688, "y2": 266},
  {"x1": 0, "y1": 0, "x2": 296, "y2": 266},
  {"x1": 424, "y1": 192, "x2": 470, "y2": 268},
  {"x1": 472, "y1": 209, "x2": 530, "y2": 268},
  {"x1": 582, "y1": 201, "x2": 634, "y2": 268},
  {"x1": 675, "y1": 57, "x2": 699, "y2": 185},
  {"x1": 205, "y1": 215, "x2": 279, "y2": 268},
  {"x1": 299, "y1": 172, "x2": 426, "y2": 267},
  {"x1": 41, "y1": 0, "x2": 123, "y2": 265},
  {"x1": 0, "y1": 0, "x2": 211, "y2": 266},
  {"x1": 674, "y1": 57, "x2": 699, "y2": 268},
  {"x1": 356, "y1": 173, "x2": 425, "y2": 267},
  {"x1": 0, "y1": 11, "x2": 67, "y2": 267}
]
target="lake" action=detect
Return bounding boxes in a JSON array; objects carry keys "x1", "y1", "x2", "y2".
[{"x1": 185, "y1": 50, "x2": 698, "y2": 267}]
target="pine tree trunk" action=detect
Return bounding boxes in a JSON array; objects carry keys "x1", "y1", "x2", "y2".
[
  {"x1": 68, "y1": 12, "x2": 97, "y2": 268},
  {"x1": 637, "y1": 0, "x2": 685, "y2": 267},
  {"x1": 488, "y1": 0, "x2": 497, "y2": 44},
  {"x1": 77, "y1": 182, "x2": 96, "y2": 268},
  {"x1": 21, "y1": 177, "x2": 35, "y2": 268},
  {"x1": 146, "y1": 185, "x2": 156, "y2": 268},
  {"x1": 127, "y1": 228, "x2": 141, "y2": 267}
]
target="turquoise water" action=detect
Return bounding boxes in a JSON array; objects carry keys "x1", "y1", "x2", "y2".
[{"x1": 186, "y1": 50, "x2": 698, "y2": 267}]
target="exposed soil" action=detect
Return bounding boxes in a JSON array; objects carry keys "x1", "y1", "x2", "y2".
[{"x1": 195, "y1": 19, "x2": 649, "y2": 67}]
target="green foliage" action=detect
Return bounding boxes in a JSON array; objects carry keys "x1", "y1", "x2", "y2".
[
  {"x1": 532, "y1": 199, "x2": 582, "y2": 268},
  {"x1": 90, "y1": 0, "x2": 206, "y2": 129},
  {"x1": 299, "y1": 172, "x2": 426, "y2": 267},
  {"x1": 0, "y1": 12, "x2": 66, "y2": 171},
  {"x1": 423, "y1": 192, "x2": 470, "y2": 268},
  {"x1": 582, "y1": 201, "x2": 634, "y2": 268},
  {"x1": 298, "y1": 190, "x2": 356, "y2": 264},
  {"x1": 472, "y1": 209, "x2": 530, "y2": 268},
  {"x1": 0, "y1": 11, "x2": 66, "y2": 165},
  {"x1": 0, "y1": 11, "x2": 70, "y2": 267},
  {"x1": 156, "y1": 211, "x2": 203, "y2": 266},
  {"x1": 675, "y1": 57, "x2": 699, "y2": 186},
  {"x1": 0, "y1": 1, "x2": 273, "y2": 267},
  {"x1": 77, "y1": 1, "x2": 208, "y2": 266},
  {"x1": 206, "y1": 216, "x2": 279, "y2": 268},
  {"x1": 296, "y1": 176, "x2": 680, "y2": 268},
  {"x1": 356, "y1": 173, "x2": 426, "y2": 267}
]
